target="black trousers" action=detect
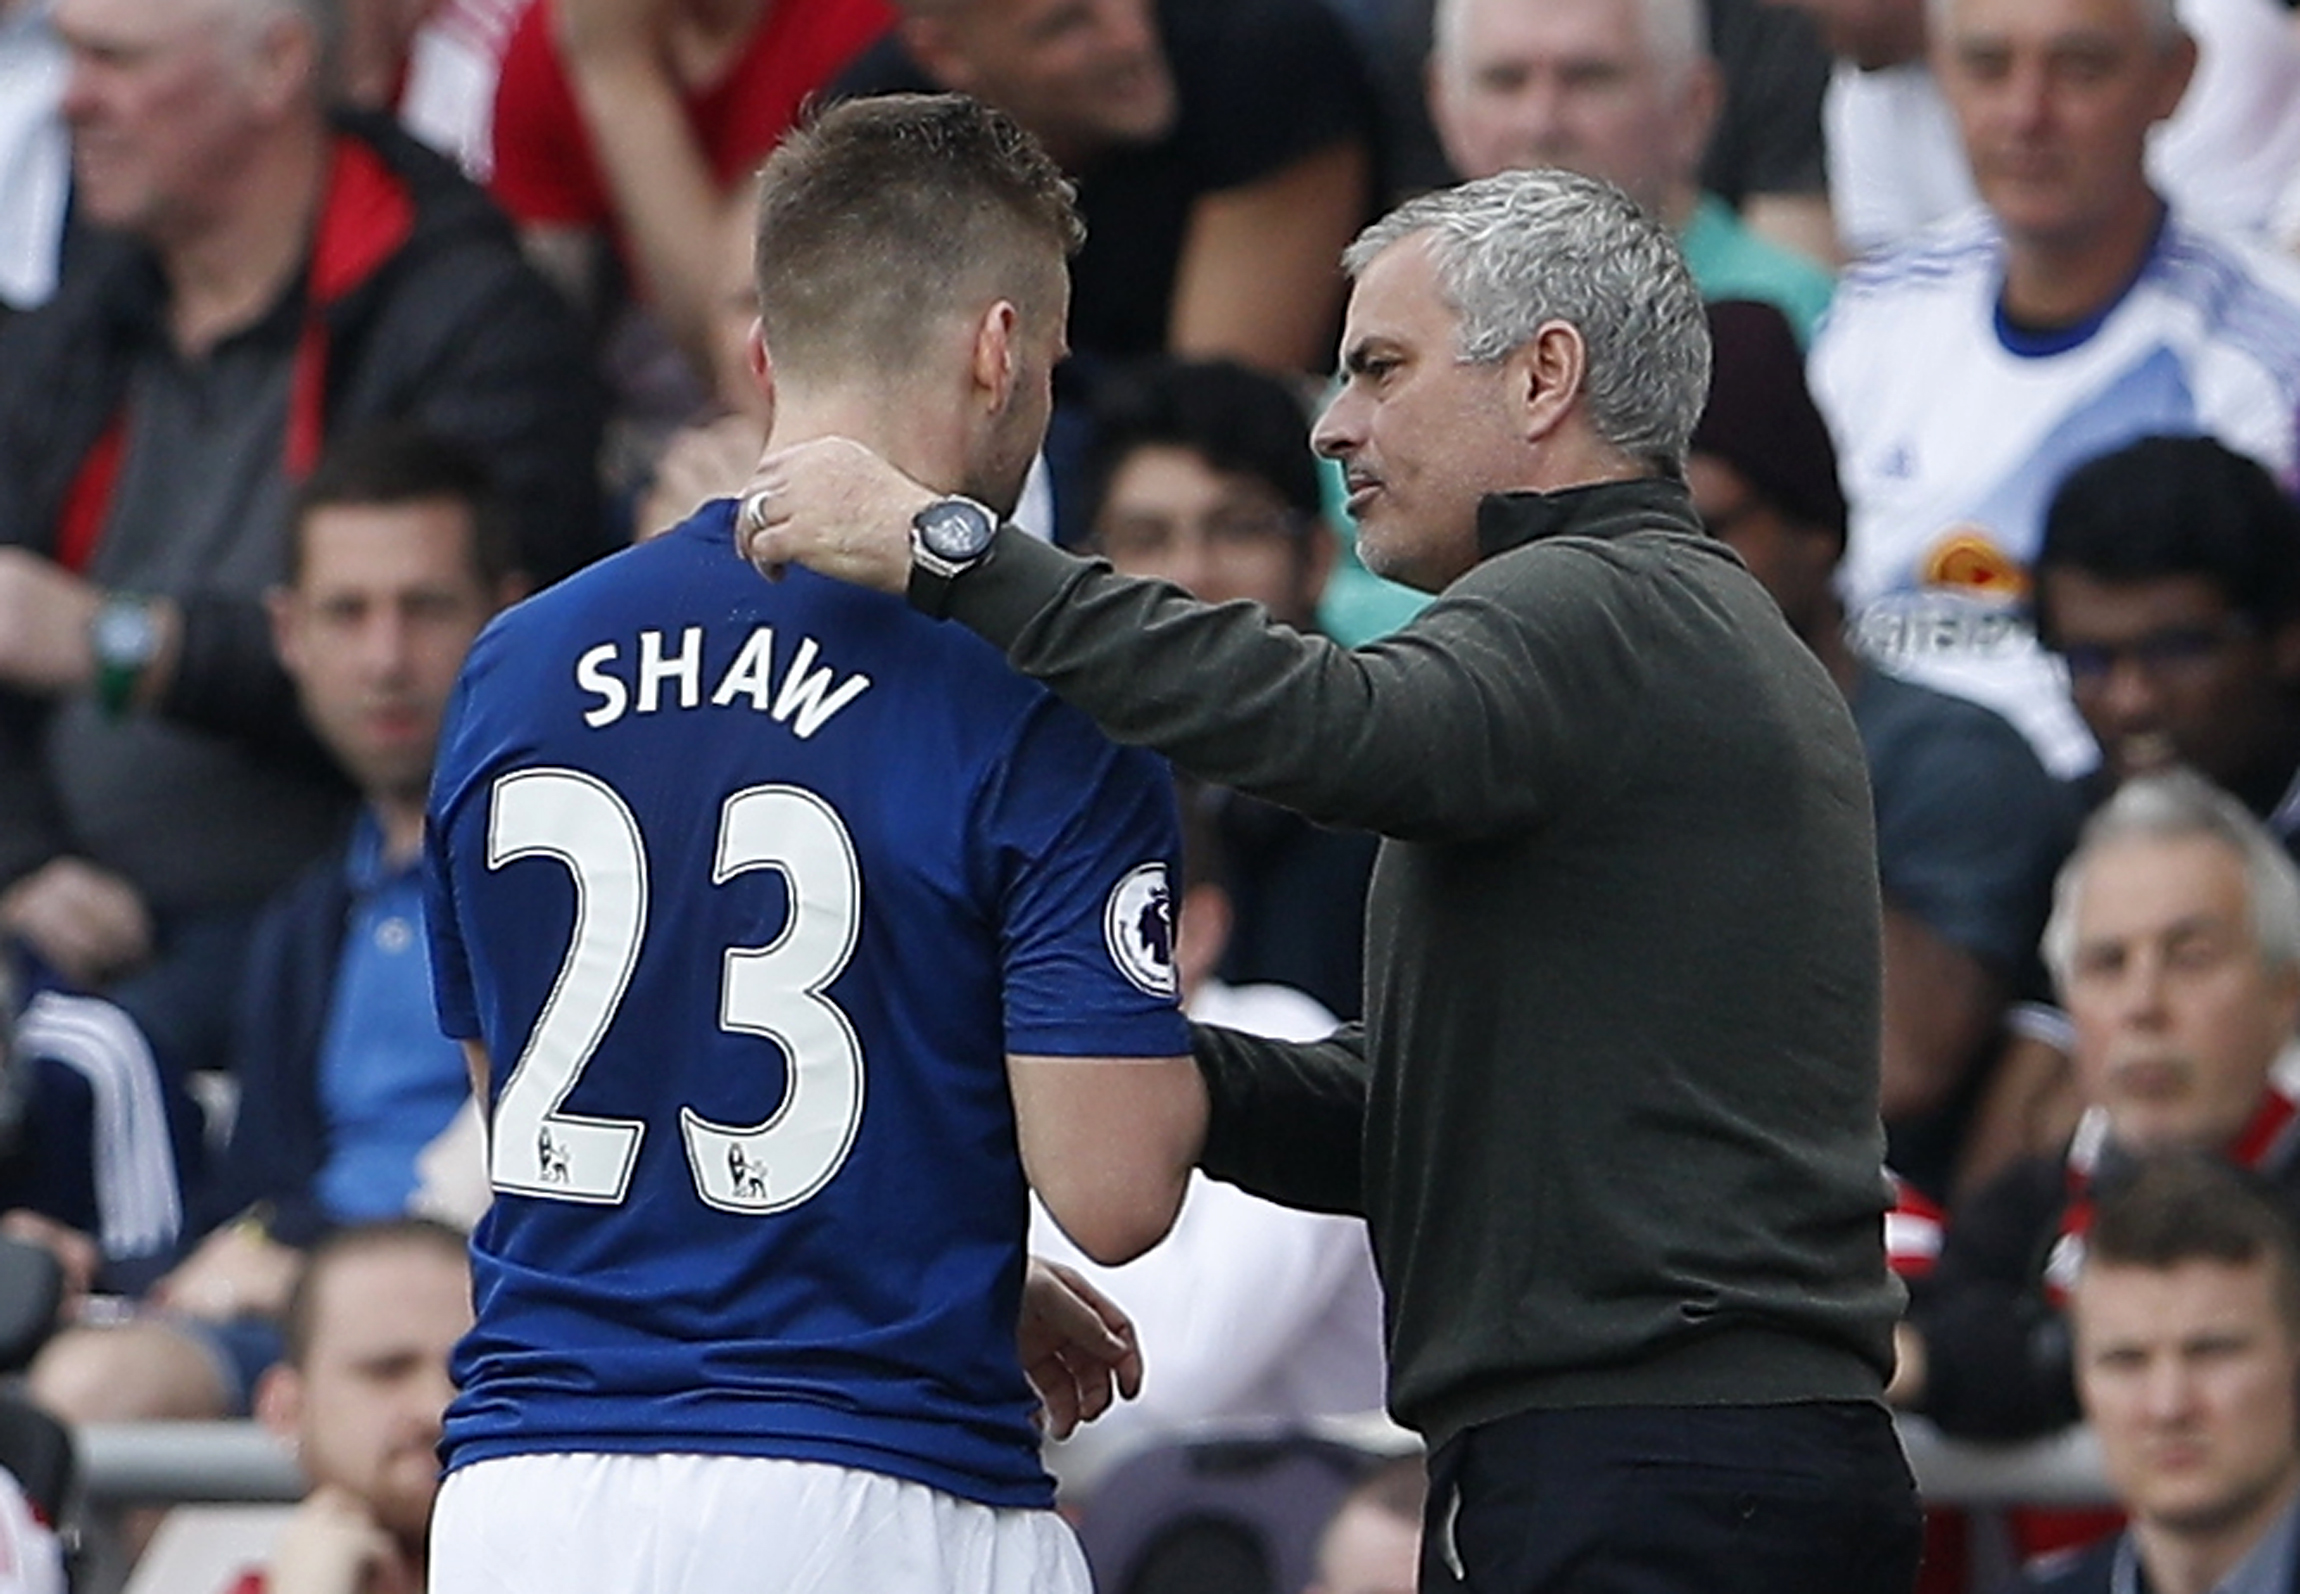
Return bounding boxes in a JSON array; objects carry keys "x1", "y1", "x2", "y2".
[{"x1": 1420, "y1": 1401, "x2": 1923, "y2": 1594}]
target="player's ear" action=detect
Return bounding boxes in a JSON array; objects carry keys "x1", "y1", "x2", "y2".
[
  {"x1": 745, "y1": 322, "x2": 777, "y2": 424},
  {"x1": 971, "y1": 300, "x2": 1020, "y2": 411}
]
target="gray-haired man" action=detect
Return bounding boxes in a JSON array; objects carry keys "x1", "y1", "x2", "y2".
[{"x1": 741, "y1": 165, "x2": 1920, "y2": 1593}]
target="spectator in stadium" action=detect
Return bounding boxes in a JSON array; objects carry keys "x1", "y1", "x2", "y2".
[
  {"x1": 1426, "y1": 0, "x2": 1836, "y2": 341},
  {"x1": 1808, "y1": 0, "x2": 2300, "y2": 781},
  {"x1": 230, "y1": 1219, "x2": 472, "y2": 1594},
  {"x1": 26, "y1": 426, "x2": 521, "y2": 1429},
  {"x1": 2003, "y1": 1151, "x2": 2300, "y2": 1594},
  {"x1": 1896, "y1": 769, "x2": 2300, "y2": 1443},
  {"x1": 2037, "y1": 434, "x2": 2300, "y2": 853},
  {"x1": 1779, "y1": 0, "x2": 2300, "y2": 259},
  {"x1": 0, "y1": 0, "x2": 606, "y2": 1080}
]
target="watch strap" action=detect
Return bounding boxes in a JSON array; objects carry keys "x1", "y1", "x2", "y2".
[{"x1": 91, "y1": 592, "x2": 159, "y2": 721}]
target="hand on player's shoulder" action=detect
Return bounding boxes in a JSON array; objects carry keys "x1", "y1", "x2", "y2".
[{"x1": 737, "y1": 436, "x2": 935, "y2": 597}]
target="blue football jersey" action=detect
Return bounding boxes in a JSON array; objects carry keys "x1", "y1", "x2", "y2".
[{"x1": 424, "y1": 501, "x2": 1187, "y2": 1507}]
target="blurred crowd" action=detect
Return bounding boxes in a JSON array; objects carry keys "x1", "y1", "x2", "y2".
[{"x1": 6, "y1": 0, "x2": 2300, "y2": 1589}]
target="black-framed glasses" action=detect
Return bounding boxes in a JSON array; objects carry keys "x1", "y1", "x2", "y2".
[{"x1": 2056, "y1": 616, "x2": 2257, "y2": 686}]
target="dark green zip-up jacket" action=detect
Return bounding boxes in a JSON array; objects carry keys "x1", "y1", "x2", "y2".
[{"x1": 942, "y1": 474, "x2": 1902, "y2": 1450}]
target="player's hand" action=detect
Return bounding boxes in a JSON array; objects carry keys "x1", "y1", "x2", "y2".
[
  {"x1": 0, "y1": 549, "x2": 101, "y2": 695},
  {"x1": 1018, "y1": 1257, "x2": 1142, "y2": 1441},
  {"x1": 150, "y1": 1219, "x2": 302, "y2": 1323},
  {"x1": 0, "y1": 857, "x2": 154, "y2": 987},
  {"x1": 736, "y1": 436, "x2": 936, "y2": 596},
  {"x1": 264, "y1": 1484, "x2": 408, "y2": 1594}
]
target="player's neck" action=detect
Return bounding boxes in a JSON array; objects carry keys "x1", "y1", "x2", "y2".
[{"x1": 767, "y1": 386, "x2": 970, "y2": 502}]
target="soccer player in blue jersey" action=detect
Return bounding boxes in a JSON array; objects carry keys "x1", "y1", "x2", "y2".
[{"x1": 422, "y1": 94, "x2": 1206, "y2": 1594}]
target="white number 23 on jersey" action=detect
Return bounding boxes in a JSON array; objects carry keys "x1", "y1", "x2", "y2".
[{"x1": 482, "y1": 767, "x2": 865, "y2": 1215}]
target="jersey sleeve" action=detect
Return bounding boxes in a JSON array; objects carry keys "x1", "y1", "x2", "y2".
[{"x1": 981, "y1": 699, "x2": 1190, "y2": 1059}]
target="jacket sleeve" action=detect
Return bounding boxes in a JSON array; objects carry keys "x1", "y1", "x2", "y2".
[
  {"x1": 1192, "y1": 1020, "x2": 1369, "y2": 1215},
  {"x1": 946, "y1": 529, "x2": 1629, "y2": 842},
  {"x1": 1907, "y1": 1156, "x2": 2081, "y2": 1439},
  {"x1": 190, "y1": 865, "x2": 342, "y2": 1247}
]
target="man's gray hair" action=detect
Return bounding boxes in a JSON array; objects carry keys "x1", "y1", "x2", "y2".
[
  {"x1": 1432, "y1": 0, "x2": 1709, "y2": 93},
  {"x1": 1929, "y1": 0, "x2": 2181, "y2": 48},
  {"x1": 1344, "y1": 167, "x2": 1710, "y2": 475},
  {"x1": 2042, "y1": 767, "x2": 2300, "y2": 990}
]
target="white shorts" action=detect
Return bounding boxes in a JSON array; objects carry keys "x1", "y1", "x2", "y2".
[{"x1": 427, "y1": 1452, "x2": 1091, "y2": 1594}]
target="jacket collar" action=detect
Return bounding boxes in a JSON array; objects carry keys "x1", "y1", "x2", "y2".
[{"x1": 1474, "y1": 475, "x2": 1701, "y2": 562}]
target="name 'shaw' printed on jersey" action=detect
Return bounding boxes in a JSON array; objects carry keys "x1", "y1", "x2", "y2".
[
  {"x1": 574, "y1": 625, "x2": 872, "y2": 736},
  {"x1": 1104, "y1": 863, "x2": 1178, "y2": 1001}
]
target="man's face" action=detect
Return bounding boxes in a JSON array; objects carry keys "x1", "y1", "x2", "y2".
[
  {"x1": 908, "y1": 0, "x2": 1176, "y2": 166},
  {"x1": 1312, "y1": 237, "x2": 1530, "y2": 594},
  {"x1": 1429, "y1": 0, "x2": 1707, "y2": 209},
  {"x1": 271, "y1": 498, "x2": 506, "y2": 811},
  {"x1": 55, "y1": 0, "x2": 280, "y2": 241},
  {"x1": 2043, "y1": 569, "x2": 2295, "y2": 790},
  {"x1": 2064, "y1": 833, "x2": 2300, "y2": 1153},
  {"x1": 274, "y1": 1242, "x2": 471, "y2": 1546},
  {"x1": 2076, "y1": 1256, "x2": 2300, "y2": 1544},
  {"x1": 1934, "y1": 0, "x2": 2193, "y2": 256},
  {"x1": 1094, "y1": 444, "x2": 1330, "y2": 625},
  {"x1": 1766, "y1": 0, "x2": 1928, "y2": 72}
]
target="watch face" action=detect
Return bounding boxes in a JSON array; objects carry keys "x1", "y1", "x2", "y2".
[
  {"x1": 916, "y1": 498, "x2": 998, "y2": 563},
  {"x1": 93, "y1": 600, "x2": 158, "y2": 665}
]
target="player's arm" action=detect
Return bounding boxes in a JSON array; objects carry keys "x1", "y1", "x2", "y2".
[{"x1": 1010, "y1": 1053, "x2": 1202, "y2": 1266}]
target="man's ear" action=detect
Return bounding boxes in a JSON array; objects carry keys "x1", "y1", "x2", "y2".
[
  {"x1": 2150, "y1": 29, "x2": 2199, "y2": 125},
  {"x1": 971, "y1": 300, "x2": 1021, "y2": 411},
  {"x1": 249, "y1": 12, "x2": 322, "y2": 121},
  {"x1": 253, "y1": 1360, "x2": 303, "y2": 1449},
  {"x1": 744, "y1": 321, "x2": 777, "y2": 425},
  {"x1": 267, "y1": 584, "x2": 303, "y2": 675},
  {"x1": 1513, "y1": 320, "x2": 1587, "y2": 445}
]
